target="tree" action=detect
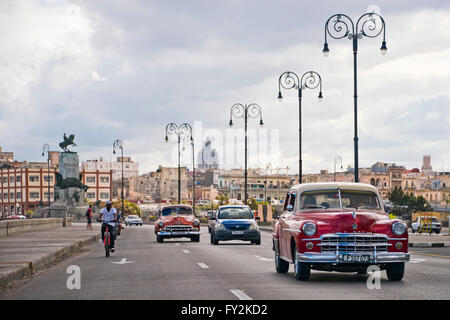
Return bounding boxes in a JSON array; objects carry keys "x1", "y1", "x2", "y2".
[
  {"x1": 247, "y1": 198, "x2": 258, "y2": 211},
  {"x1": 216, "y1": 195, "x2": 229, "y2": 206}
]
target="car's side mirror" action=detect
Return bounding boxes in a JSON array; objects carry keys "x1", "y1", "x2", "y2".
[{"x1": 287, "y1": 204, "x2": 294, "y2": 212}]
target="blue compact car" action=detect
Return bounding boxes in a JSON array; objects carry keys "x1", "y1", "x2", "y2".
[{"x1": 210, "y1": 205, "x2": 261, "y2": 245}]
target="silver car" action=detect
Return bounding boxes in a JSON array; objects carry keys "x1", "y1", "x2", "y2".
[{"x1": 125, "y1": 215, "x2": 143, "y2": 226}]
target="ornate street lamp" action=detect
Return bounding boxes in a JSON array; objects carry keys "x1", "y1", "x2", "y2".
[
  {"x1": 165, "y1": 123, "x2": 193, "y2": 204},
  {"x1": 113, "y1": 139, "x2": 124, "y2": 217},
  {"x1": 229, "y1": 103, "x2": 264, "y2": 205},
  {"x1": 183, "y1": 135, "x2": 195, "y2": 214},
  {"x1": 334, "y1": 155, "x2": 343, "y2": 182},
  {"x1": 42, "y1": 144, "x2": 51, "y2": 216},
  {"x1": 323, "y1": 12, "x2": 387, "y2": 182},
  {"x1": 278, "y1": 71, "x2": 323, "y2": 184}
]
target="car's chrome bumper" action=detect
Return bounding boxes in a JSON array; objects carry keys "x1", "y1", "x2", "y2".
[
  {"x1": 297, "y1": 252, "x2": 410, "y2": 264},
  {"x1": 157, "y1": 231, "x2": 200, "y2": 236}
]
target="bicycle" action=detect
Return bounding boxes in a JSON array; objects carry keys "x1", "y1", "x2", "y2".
[{"x1": 99, "y1": 220, "x2": 117, "y2": 257}]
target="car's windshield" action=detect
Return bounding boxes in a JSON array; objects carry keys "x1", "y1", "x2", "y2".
[
  {"x1": 218, "y1": 207, "x2": 253, "y2": 220},
  {"x1": 299, "y1": 189, "x2": 381, "y2": 211},
  {"x1": 161, "y1": 207, "x2": 192, "y2": 216},
  {"x1": 128, "y1": 215, "x2": 138, "y2": 219}
]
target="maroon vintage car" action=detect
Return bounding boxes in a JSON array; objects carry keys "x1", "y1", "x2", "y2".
[
  {"x1": 154, "y1": 205, "x2": 200, "y2": 243},
  {"x1": 273, "y1": 182, "x2": 409, "y2": 281}
]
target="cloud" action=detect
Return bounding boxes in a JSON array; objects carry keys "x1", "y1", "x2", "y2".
[{"x1": 0, "y1": 0, "x2": 449, "y2": 175}]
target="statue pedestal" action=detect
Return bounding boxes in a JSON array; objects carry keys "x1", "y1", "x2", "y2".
[{"x1": 59, "y1": 152, "x2": 80, "y2": 180}]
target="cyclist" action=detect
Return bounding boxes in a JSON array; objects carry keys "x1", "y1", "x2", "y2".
[{"x1": 98, "y1": 200, "x2": 117, "y2": 253}]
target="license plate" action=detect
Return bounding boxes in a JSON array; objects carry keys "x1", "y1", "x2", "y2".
[
  {"x1": 232, "y1": 231, "x2": 244, "y2": 235},
  {"x1": 341, "y1": 254, "x2": 370, "y2": 263},
  {"x1": 172, "y1": 232, "x2": 187, "y2": 235}
]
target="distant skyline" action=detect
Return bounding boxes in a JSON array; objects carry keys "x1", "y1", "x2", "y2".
[{"x1": 1, "y1": 0, "x2": 449, "y2": 174}]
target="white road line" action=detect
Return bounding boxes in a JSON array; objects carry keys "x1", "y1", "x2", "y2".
[
  {"x1": 230, "y1": 289, "x2": 253, "y2": 300},
  {"x1": 182, "y1": 249, "x2": 190, "y2": 253},
  {"x1": 197, "y1": 262, "x2": 209, "y2": 269},
  {"x1": 410, "y1": 258, "x2": 427, "y2": 264},
  {"x1": 175, "y1": 243, "x2": 180, "y2": 246},
  {"x1": 253, "y1": 255, "x2": 272, "y2": 261}
]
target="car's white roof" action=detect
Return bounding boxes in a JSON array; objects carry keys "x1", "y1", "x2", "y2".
[{"x1": 289, "y1": 182, "x2": 380, "y2": 194}]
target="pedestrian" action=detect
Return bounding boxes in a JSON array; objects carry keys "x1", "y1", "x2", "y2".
[{"x1": 86, "y1": 205, "x2": 93, "y2": 230}]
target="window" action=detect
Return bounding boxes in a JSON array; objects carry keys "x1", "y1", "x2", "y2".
[
  {"x1": 43, "y1": 175, "x2": 53, "y2": 182},
  {"x1": 162, "y1": 206, "x2": 192, "y2": 216},
  {"x1": 29, "y1": 176, "x2": 39, "y2": 182},
  {"x1": 2, "y1": 177, "x2": 7, "y2": 183},
  {"x1": 9, "y1": 176, "x2": 14, "y2": 183},
  {"x1": 100, "y1": 192, "x2": 109, "y2": 199},
  {"x1": 218, "y1": 207, "x2": 253, "y2": 219},
  {"x1": 43, "y1": 192, "x2": 53, "y2": 199},
  {"x1": 87, "y1": 193, "x2": 96, "y2": 199},
  {"x1": 86, "y1": 176, "x2": 96, "y2": 183},
  {"x1": 30, "y1": 192, "x2": 40, "y2": 199},
  {"x1": 16, "y1": 192, "x2": 21, "y2": 200},
  {"x1": 100, "y1": 177, "x2": 109, "y2": 183},
  {"x1": 16, "y1": 176, "x2": 21, "y2": 183}
]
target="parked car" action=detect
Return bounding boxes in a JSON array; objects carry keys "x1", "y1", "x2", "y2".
[
  {"x1": 6, "y1": 215, "x2": 26, "y2": 219},
  {"x1": 273, "y1": 182, "x2": 409, "y2": 281},
  {"x1": 411, "y1": 216, "x2": 441, "y2": 234},
  {"x1": 154, "y1": 205, "x2": 200, "y2": 243},
  {"x1": 210, "y1": 205, "x2": 261, "y2": 245},
  {"x1": 125, "y1": 215, "x2": 143, "y2": 226},
  {"x1": 207, "y1": 211, "x2": 216, "y2": 233},
  {"x1": 197, "y1": 199, "x2": 211, "y2": 206}
]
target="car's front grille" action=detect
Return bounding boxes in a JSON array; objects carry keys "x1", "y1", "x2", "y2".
[
  {"x1": 319, "y1": 234, "x2": 389, "y2": 253},
  {"x1": 224, "y1": 224, "x2": 250, "y2": 231},
  {"x1": 163, "y1": 225, "x2": 195, "y2": 232}
]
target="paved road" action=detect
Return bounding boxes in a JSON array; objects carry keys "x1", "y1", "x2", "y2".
[{"x1": 1, "y1": 224, "x2": 450, "y2": 300}]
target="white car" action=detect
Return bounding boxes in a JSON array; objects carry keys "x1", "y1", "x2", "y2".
[
  {"x1": 125, "y1": 215, "x2": 143, "y2": 226},
  {"x1": 411, "y1": 216, "x2": 441, "y2": 234}
]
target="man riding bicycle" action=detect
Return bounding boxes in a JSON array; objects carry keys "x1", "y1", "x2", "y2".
[{"x1": 99, "y1": 200, "x2": 117, "y2": 253}]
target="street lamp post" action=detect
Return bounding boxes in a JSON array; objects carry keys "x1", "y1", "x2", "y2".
[
  {"x1": 42, "y1": 144, "x2": 51, "y2": 217},
  {"x1": 278, "y1": 71, "x2": 323, "y2": 184},
  {"x1": 165, "y1": 123, "x2": 193, "y2": 204},
  {"x1": 183, "y1": 135, "x2": 196, "y2": 214},
  {"x1": 113, "y1": 140, "x2": 124, "y2": 217},
  {"x1": 229, "y1": 103, "x2": 264, "y2": 206},
  {"x1": 334, "y1": 155, "x2": 343, "y2": 182},
  {"x1": 323, "y1": 12, "x2": 387, "y2": 182}
]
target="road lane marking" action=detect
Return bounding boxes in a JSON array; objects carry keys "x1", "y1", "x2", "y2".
[
  {"x1": 230, "y1": 289, "x2": 253, "y2": 300},
  {"x1": 175, "y1": 243, "x2": 180, "y2": 246},
  {"x1": 183, "y1": 249, "x2": 190, "y2": 253},
  {"x1": 410, "y1": 258, "x2": 427, "y2": 264},
  {"x1": 197, "y1": 262, "x2": 209, "y2": 269},
  {"x1": 410, "y1": 251, "x2": 450, "y2": 259},
  {"x1": 253, "y1": 255, "x2": 272, "y2": 261},
  {"x1": 112, "y1": 258, "x2": 136, "y2": 264}
]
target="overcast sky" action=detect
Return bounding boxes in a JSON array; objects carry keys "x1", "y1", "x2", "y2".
[{"x1": 1, "y1": 0, "x2": 449, "y2": 175}]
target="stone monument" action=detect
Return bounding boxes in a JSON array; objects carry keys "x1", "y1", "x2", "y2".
[{"x1": 48, "y1": 134, "x2": 88, "y2": 219}]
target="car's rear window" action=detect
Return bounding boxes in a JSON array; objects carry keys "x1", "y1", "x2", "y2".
[{"x1": 128, "y1": 215, "x2": 138, "y2": 219}]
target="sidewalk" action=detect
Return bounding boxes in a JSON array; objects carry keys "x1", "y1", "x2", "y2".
[
  {"x1": 0, "y1": 224, "x2": 100, "y2": 293},
  {"x1": 259, "y1": 226, "x2": 450, "y2": 247}
]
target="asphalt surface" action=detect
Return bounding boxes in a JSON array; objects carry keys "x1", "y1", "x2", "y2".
[{"x1": 1, "y1": 223, "x2": 450, "y2": 300}]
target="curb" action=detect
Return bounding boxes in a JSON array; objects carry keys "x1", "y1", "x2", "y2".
[
  {"x1": 408, "y1": 242, "x2": 450, "y2": 248},
  {"x1": 0, "y1": 233, "x2": 101, "y2": 293}
]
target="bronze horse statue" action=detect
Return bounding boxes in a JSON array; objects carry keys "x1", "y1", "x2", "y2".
[{"x1": 59, "y1": 133, "x2": 77, "y2": 152}]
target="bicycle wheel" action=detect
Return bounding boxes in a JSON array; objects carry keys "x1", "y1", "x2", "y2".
[{"x1": 104, "y1": 231, "x2": 110, "y2": 257}]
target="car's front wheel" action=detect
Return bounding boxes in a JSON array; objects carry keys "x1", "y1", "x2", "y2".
[
  {"x1": 191, "y1": 235, "x2": 200, "y2": 242},
  {"x1": 293, "y1": 244, "x2": 311, "y2": 281},
  {"x1": 156, "y1": 235, "x2": 164, "y2": 243},
  {"x1": 211, "y1": 232, "x2": 218, "y2": 245},
  {"x1": 386, "y1": 262, "x2": 405, "y2": 281},
  {"x1": 275, "y1": 253, "x2": 289, "y2": 273}
]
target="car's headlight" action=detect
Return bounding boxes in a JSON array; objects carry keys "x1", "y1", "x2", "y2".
[
  {"x1": 392, "y1": 221, "x2": 407, "y2": 235},
  {"x1": 158, "y1": 221, "x2": 164, "y2": 227},
  {"x1": 249, "y1": 222, "x2": 259, "y2": 230},
  {"x1": 215, "y1": 223, "x2": 225, "y2": 230},
  {"x1": 302, "y1": 222, "x2": 317, "y2": 236},
  {"x1": 193, "y1": 220, "x2": 200, "y2": 226}
]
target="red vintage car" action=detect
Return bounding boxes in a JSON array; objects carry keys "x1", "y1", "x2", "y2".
[
  {"x1": 273, "y1": 182, "x2": 409, "y2": 281},
  {"x1": 154, "y1": 205, "x2": 200, "y2": 243}
]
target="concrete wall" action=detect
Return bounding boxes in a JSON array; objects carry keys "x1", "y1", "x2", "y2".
[{"x1": 0, "y1": 218, "x2": 71, "y2": 237}]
